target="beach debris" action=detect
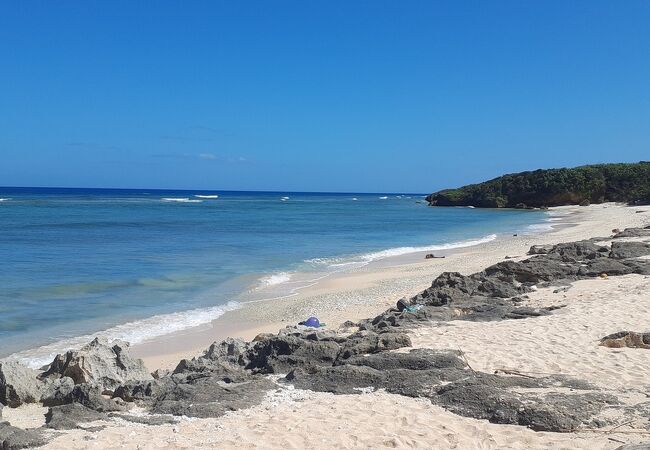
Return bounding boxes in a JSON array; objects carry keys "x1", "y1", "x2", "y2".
[
  {"x1": 0, "y1": 361, "x2": 43, "y2": 408},
  {"x1": 600, "y1": 331, "x2": 650, "y2": 349},
  {"x1": 298, "y1": 316, "x2": 322, "y2": 328},
  {"x1": 425, "y1": 253, "x2": 445, "y2": 259},
  {"x1": 39, "y1": 337, "x2": 152, "y2": 392}
]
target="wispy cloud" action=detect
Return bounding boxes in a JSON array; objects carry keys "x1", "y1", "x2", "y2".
[{"x1": 151, "y1": 152, "x2": 249, "y2": 163}]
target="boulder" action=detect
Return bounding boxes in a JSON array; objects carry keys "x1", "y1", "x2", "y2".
[
  {"x1": 528, "y1": 244, "x2": 554, "y2": 255},
  {"x1": 47, "y1": 384, "x2": 126, "y2": 412},
  {"x1": 202, "y1": 338, "x2": 250, "y2": 367},
  {"x1": 40, "y1": 337, "x2": 152, "y2": 392},
  {"x1": 613, "y1": 228, "x2": 650, "y2": 238},
  {"x1": 545, "y1": 241, "x2": 609, "y2": 262},
  {"x1": 40, "y1": 376, "x2": 75, "y2": 407},
  {"x1": 45, "y1": 403, "x2": 107, "y2": 430},
  {"x1": 0, "y1": 361, "x2": 43, "y2": 407},
  {"x1": 150, "y1": 377, "x2": 275, "y2": 418},
  {"x1": 600, "y1": 331, "x2": 650, "y2": 349},
  {"x1": 610, "y1": 241, "x2": 650, "y2": 259},
  {"x1": 0, "y1": 422, "x2": 47, "y2": 449}
]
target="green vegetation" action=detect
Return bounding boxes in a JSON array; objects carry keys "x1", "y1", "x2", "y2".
[{"x1": 426, "y1": 162, "x2": 650, "y2": 208}]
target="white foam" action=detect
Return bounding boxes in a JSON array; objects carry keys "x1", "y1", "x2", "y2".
[
  {"x1": 0, "y1": 198, "x2": 11, "y2": 202},
  {"x1": 161, "y1": 197, "x2": 203, "y2": 203},
  {"x1": 259, "y1": 272, "x2": 292, "y2": 287},
  {"x1": 307, "y1": 234, "x2": 498, "y2": 270},
  {"x1": 358, "y1": 234, "x2": 498, "y2": 262},
  {"x1": 525, "y1": 223, "x2": 555, "y2": 233},
  {"x1": 379, "y1": 196, "x2": 388, "y2": 200},
  {"x1": 8, "y1": 301, "x2": 241, "y2": 369},
  {"x1": 351, "y1": 198, "x2": 358, "y2": 201},
  {"x1": 280, "y1": 196, "x2": 290, "y2": 201},
  {"x1": 194, "y1": 195, "x2": 219, "y2": 199}
]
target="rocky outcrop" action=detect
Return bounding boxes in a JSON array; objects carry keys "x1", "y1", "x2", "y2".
[
  {"x1": 0, "y1": 361, "x2": 42, "y2": 408},
  {"x1": 601, "y1": 331, "x2": 650, "y2": 349},
  {"x1": 40, "y1": 337, "x2": 152, "y2": 392},
  {"x1": 361, "y1": 229, "x2": 650, "y2": 331},
  {"x1": 0, "y1": 422, "x2": 47, "y2": 450}
]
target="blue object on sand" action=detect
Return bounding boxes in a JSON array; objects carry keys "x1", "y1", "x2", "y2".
[{"x1": 302, "y1": 316, "x2": 321, "y2": 327}]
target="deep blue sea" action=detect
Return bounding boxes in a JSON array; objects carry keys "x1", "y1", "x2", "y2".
[{"x1": 0, "y1": 187, "x2": 552, "y2": 365}]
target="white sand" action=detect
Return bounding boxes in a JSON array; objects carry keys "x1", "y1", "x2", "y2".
[{"x1": 6, "y1": 203, "x2": 650, "y2": 449}]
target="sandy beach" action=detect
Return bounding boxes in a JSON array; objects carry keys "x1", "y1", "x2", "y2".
[
  {"x1": 132, "y1": 203, "x2": 650, "y2": 371},
  {"x1": 3, "y1": 203, "x2": 650, "y2": 449}
]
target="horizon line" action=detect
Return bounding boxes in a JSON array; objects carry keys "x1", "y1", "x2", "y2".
[{"x1": 0, "y1": 185, "x2": 428, "y2": 196}]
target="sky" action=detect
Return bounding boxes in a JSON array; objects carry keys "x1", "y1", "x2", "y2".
[{"x1": 1, "y1": 1, "x2": 649, "y2": 193}]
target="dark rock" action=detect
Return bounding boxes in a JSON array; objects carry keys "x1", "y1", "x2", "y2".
[
  {"x1": 0, "y1": 422, "x2": 47, "y2": 449},
  {"x1": 337, "y1": 332, "x2": 411, "y2": 360},
  {"x1": 40, "y1": 377, "x2": 75, "y2": 407},
  {"x1": 620, "y1": 258, "x2": 650, "y2": 275},
  {"x1": 45, "y1": 403, "x2": 107, "y2": 430},
  {"x1": 51, "y1": 384, "x2": 126, "y2": 412},
  {"x1": 600, "y1": 331, "x2": 650, "y2": 349},
  {"x1": 150, "y1": 377, "x2": 275, "y2": 418},
  {"x1": 579, "y1": 199, "x2": 590, "y2": 206},
  {"x1": 40, "y1": 337, "x2": 152, "y2": 392},
  {"x1": 546, "y1": 241, "x2": 609, "y2": 262},
  {"x1": 610, "y1": 241, "x2": 650, "y2": 259},
  {"x1": 340, "y1": 349, "x2": 466, "y2": 371},
  {"x1": 112, "y1": 378, "x2": 172, "y2": 403},
  {"x1": 613, "y1": 228, "x2": 650, "y2": 238},
  {"x1": 202, "y1": 338, "x2": 250, "y2": 367},
  {"x1": 0, "y1": 361, "x2": 42, "y2": 408},
  {"x1": 245, "y1": 335, "x2": 342, "y2": 373},
  {"x1": 577, "y1": 259, "x2": 634, "y2": 277},
  {"x1": 284, "y1": 365, "x2": 387, "y2": 394}
]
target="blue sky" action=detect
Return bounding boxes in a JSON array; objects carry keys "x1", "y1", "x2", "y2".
[{"x1": 1, "y1": 1, "x2": 648, "y2": 193}]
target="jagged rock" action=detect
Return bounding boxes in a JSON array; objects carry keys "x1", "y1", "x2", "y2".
[
  {"x1": 620, "y1": 258, "x2": 650, "y2": 275},
  {"x1": 610, "y1": 241, "x2": 650, "y2": 259},
  {"x1": 528, "y1": 244, "x2": 554, "y2": 255},
  {"x1": 245, "y1": 335, "x2": 342, "y2": 373},
  {"x1": 112, "y1": 378, "x2": 172, "y2": 402},
  {"x1": 285, "y1": 365, "x2": 387, "y2": 394},
  {"x1": 546, "y1": 241, "x2": 609, "y2": 262},
  {"x1": 600, "y1": 331, "x2": 650, "y2": 349},
  {"x1": 40, "y1": 376, "x2": 75, "y2": 407},
  {"x1": 150, "y1": 377, "x2": 275, "y2": 418},
  {"x1": 49, "y1": 384, "x2": 126, "y2": 412},
  {"x1": 45, "y1": 403, "x2": 107, "y2": 430},
  {"x1": 337, "y1": 331, "x2": 411, "y2": 360},
  {"x1": 615, "y1": 444, "x2": 650, "y2": 450},
  {"x1": 577, "y1": 259, "x2": 634, "y2": 277},
  {"x1": 202, "y1": 338, "x2": 250, "y2": 367},
  {"x1": 340, "y1": 349, "x2": 465, "y2": 371},
  {"x1": 151, "y1": 369, "x2": 170, "y2": 380},
  {"x1": 613, "y1": 228, "x2": 650, "y2": 238},
  {"x1": 40, "y1": 337, "x2": 152, "y2": 392},
  {"x1": 0, "y1": 421, "x2": 47, "y2": 449},
  {"x1": 0, "y1": 361, "x2": 42, "y2": 407}
]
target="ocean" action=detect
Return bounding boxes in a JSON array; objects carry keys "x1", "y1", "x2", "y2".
[{"x1": 0, "y1": 187, "x2": 552, "y2": 366}]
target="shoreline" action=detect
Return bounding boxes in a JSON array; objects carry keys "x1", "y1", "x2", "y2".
[
  {"x1": 4, "y1": 202, "x2": 650, "y2": 450},
  {"x1": 131, "y1": 203, "x2": 647, "y2": 371}
]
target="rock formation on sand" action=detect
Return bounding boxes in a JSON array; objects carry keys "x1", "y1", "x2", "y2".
[{"x1": 2, "y1": 227, "x2": 650, "y2": 447}]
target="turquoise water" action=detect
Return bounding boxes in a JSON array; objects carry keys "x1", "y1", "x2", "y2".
[{"x1": 0, "y1": 188, "x2": 550, "y2": 364}]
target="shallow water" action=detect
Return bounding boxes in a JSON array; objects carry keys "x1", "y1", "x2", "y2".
[{"x1": 0, "y1": 187, "x2": 549, "y2": 364}]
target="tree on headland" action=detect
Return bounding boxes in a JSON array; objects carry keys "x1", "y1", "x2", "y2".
[{"x1": 426, "y1": 162, "x2": 650, "y2": 208}]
